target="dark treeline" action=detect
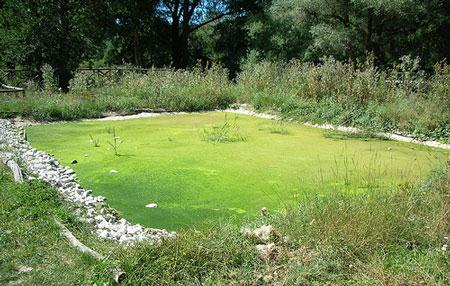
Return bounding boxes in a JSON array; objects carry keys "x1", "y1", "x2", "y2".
[{"x1": 0, "y1": 0, "x2": 449, "y2": 89}]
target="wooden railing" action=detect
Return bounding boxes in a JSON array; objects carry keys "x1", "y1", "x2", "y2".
[{"x1": 0, "y1": 67, "x2": 170, "y2": 90}]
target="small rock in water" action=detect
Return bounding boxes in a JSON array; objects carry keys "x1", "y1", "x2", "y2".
[
  {"x1": 146, "y1": 203, "x2": 158, "y2": 208},
  {"x1": 71, "y1": 159, "x2": 78, "y2": 164},
  {"x1": 110, "y1": 169, "x2": 118, "y2": 174}
]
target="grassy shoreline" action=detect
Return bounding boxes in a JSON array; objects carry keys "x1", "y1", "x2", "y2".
[
  {"x1": 1, "y1": 58, "x2": 449, "y2": 142},
  {"x1": 1, "y1": 163, "x2": 449, "y2": 285}
]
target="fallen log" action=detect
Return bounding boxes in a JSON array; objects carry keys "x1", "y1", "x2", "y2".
[
  {"x1": 54, "y1": 218, "x2": 126, "y2": 283},
  {"x1": 1, "y1": 158, "x2": 125, "y2": 283}
]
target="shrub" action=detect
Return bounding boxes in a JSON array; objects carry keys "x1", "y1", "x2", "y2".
[{"x1": 235, "y1": 57, "x2": 450, "y2": 141}]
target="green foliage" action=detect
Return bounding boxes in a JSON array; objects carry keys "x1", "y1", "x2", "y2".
[
  {"x1": 201, "y1": 114, "x2": 247, "y2": 143},
  {"x1": 0, "y1": 166, "x2": 114, "y2": 285},
  {"x1": 235, "y1": 57, "x2": 450, "y2": 141},
  {"x1": 261, "y1": 0, "x2": 450, "y2": 66},
  {"x1": 0, "y1": 0, "x2": 110, "y2": 89},
  {"x1": 41, "y1": 64, "x2": 57, "y2": 93},
  {"x1": 0, "y1": 66, "x2": 236, "y2": 121}
]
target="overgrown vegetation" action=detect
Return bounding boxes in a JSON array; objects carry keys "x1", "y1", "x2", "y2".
[
  {"x1": 2, "y1": 56, "x2": 448, "y2": 142},
  {"x1": 1, "y1": 161, "x2": 448, "y2": 285},
  {"x1": 236, "y1": 56, "x2": 450, "y2": 142},
  {"x1": 0, "y1": 165, "x2": 114, "y2": 285},
  {"x1": 323, "y1": 130, "x2": 389, "y2": 141},
  {"x1": 266, "y1": 169, "x2": 450, "y2": 285},
  {"x1": 0, "y1": 65, "x2": 235, "y2": 121},
  {"x1": 201, "y1": 114, "x2": 247, "y2": 143}
]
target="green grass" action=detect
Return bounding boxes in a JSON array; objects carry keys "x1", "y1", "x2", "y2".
[
  {"x1": 1, "y1": 156, "x2": 448, "y2": 285},
  {"x1": 0, "y1": 66, "x2": 235, "y2": 121},
  {"x1": 27, "y1": 112, "x2": 449, "y2": 231},
  {"x1": 0, "y1": 166, "x2": 115, "y2": 285},
  {"x1": 236, "y1": 58, "x2": 450, "y2": 142}
]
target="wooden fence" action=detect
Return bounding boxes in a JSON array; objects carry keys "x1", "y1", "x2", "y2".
[{"x1": 0, "y1": 67, "x2": 169, "y2": 93}]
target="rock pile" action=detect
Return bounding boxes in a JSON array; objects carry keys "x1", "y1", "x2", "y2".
[
  {"x1": 241, "y1": 224, "x2": 281, "y2": 260},
  {"x1": 0, "y1": 119, "x2": 174, "y2": 244}
]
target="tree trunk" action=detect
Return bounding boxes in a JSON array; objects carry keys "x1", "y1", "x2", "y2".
[
  {"x1": 171, "y1": 27, "x2": 189, "y2": 68},
  {"x1": 366, "y1": 7, "x2": 374, "y2": 53},
  {"x1": 133, "y1": 28, "x2": 142, "y2": 67}
]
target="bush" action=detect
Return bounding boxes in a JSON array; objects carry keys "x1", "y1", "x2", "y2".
[
  {"x1": 0, "y1": 65, "x2": 235, "y2": 121},
  {"x1": 235, "y1": 57, "x2": 450, "y2": 141}
]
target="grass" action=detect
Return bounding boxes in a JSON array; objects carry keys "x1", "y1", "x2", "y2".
[
  {"x1": 26, "y1": 112, "x2": 449, "y2": 230},
  {"x1": 200, "y1": 114, "x2": 247, "y2": 143},
  {"x1": 1, "y1": 153, "x2": 448, "y2": 285},
  {"x1": 0, "y1": 66, "x2": 235, "y2": 121},
  {"x1": 235, "y1": 57, "x2": 450, "y2": 142},
  {"x1": 0, "y1": 166, "x2": 115, "y2": 285}
]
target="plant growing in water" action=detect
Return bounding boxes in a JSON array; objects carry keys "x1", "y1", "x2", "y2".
[
  {"x1": 201, "y1": 114, "x2": 247, "y2": 143},
  {"x1": 323, "y1": 130, "x2": 389, "y2": 141},
  {"x1": 89, "y1": 135, "x2": 100, "y2": 147},
  {"x1": 269, "y1": 121, "x2": 290, "y2": 135},
  {"x1": 107, "y1": 127, "x2": 124, "y2": 156}
]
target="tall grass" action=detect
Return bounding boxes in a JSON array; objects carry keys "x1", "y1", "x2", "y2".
[
  {"x1": 235, "y1": 56, "x2": 450, "y2": 141},
  {"x1": 1, "y1": 156, "x2": 448, "y2": 284},
  {"x1": 0, "y1": 65, "x2": 235, "y2": 121},
  {"x1": 262, "y1": 169, "x2": 450, "y2": 284},
  {"x1": 1, "y1": 56, "x2": 448, "y2": 141}
]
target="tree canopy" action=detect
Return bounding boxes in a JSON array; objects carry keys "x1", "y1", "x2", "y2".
[{"x1": 0, "y1": 0, "x2": 449, "y2": 88}]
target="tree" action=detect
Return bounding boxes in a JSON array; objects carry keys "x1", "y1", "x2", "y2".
[
  {"x1": 159, "y1": 0, "x2": 262, "y2": 68},
  {"x1": 260, "y1": 0, "x2": 450, "y2": 66},
  {"x1": 0, "y1": 0, "x2": 109, "y2": 90}
]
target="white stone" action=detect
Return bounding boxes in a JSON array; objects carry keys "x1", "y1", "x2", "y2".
[
  {"x1": 145, "y1": 203, "x2": 158, "y2": 208},
  {"x1": 255, "y1": 243, "x2": 276, "y2": 260}
]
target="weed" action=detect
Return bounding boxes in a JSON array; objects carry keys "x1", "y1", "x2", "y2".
[
  {"x1": 269, "y1": 121, "x2": 290, "y2": 135},
  {"x1": 107, "y1": 127, "x2": 123, "y2": 156},
  {"x1": 201, "y1": 114, "x2": 247, "y2": 143},
  {"x1": 89, "y1": 134, "x2": 100, "y2": 147},
  {"x1": 323, "y1": 130, "x2": 389, "y2": 141},
  {"x1": 235, "y1": 57, "x2": 450, "y2": 141}
]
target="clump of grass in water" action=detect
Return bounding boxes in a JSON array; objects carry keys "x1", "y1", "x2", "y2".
[
  {"x1": 323, "y1": 130, "x2": 389, "y2": 141},
  {"x1": 269, "y1": 121, "x2": 290, "y2": 135},
  {"x1": 89, "y1": 135, "x2": 100, "y2": 147},
  {"x1": 201, "y1": 114, "x2": 247, "y2": 143}
]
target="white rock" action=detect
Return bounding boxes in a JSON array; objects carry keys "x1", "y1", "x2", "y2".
[
  {"x1": 145, "y1": 203, "x2": 158, "y2": 208},
  {"x1": 17, "y1": 266, "x2": 33, "y2": 273},
  {"x1": 242, "y1": 225, "x2": 274, "y2": 243},
  {"x1": 255, "y1": 243, "x2": 277, "y2": 260}
]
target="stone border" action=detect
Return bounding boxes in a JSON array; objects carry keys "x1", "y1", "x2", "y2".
[
  {"x1": 1, "y1": 107, "x2": 447, "y2": 244},
  {"x1": 0, "y1": 119, "x2": 174, "y2": 245},
  {"x1": 223, "y1": 105, "x2": 450, "y2": 150},
  {"x1": 88, "y1": 105, "x2": 449, "y2": 150}
]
